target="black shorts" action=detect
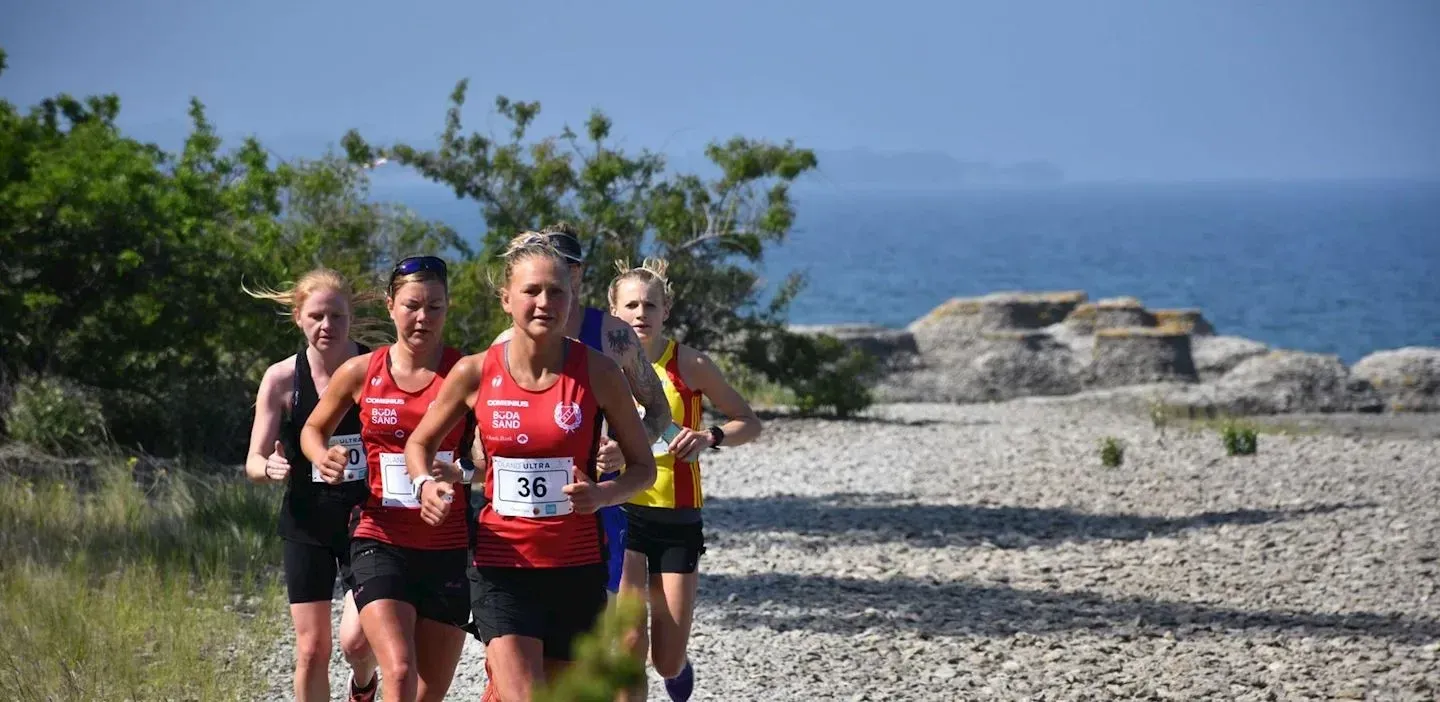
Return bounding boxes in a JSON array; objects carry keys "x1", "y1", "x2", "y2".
[
  {"x1": 283, "y1": 538, "x2": 356, "y2": 604},
  {"x1": 349, "y1": 538, "x2": 470, "y2": 628},
  {"x1": 468, "y1": 564, "x2": 607, "y2": 661},
  {"x1": 624, "y1": 507, "x2": 706, "y2": 575}
]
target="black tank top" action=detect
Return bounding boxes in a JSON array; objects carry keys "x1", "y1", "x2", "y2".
[{"x1": 277, "y1": 345, "x2": 369, "y2": 545}]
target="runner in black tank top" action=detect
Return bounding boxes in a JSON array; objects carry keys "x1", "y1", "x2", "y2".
[
  {"x1": 243, "y1": 268, "x2": 379, "y2": 702},
  {"x1": 278, "y1": 343, "x2": 370, "y2": 591}
]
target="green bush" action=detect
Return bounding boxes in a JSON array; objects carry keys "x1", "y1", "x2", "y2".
[
  {"x1": 736, "y1": 328, "x2": 876, "y2": 417},
  {"x1": 1099, "y1": 436, "x2": 1124, "y2": 468},
  {"x1": 0, "y1": 49, "x2": 462, "y2": 460},
  {"x1": 709, "y1": 351, "x2": 796, "y2": 409},
  {"x1": 1221, "y1": 421, "x2": 1258, "y2": 456},
  {"x1": 533, "y1": 594, "x2": 648, "y2": 701},
  {"x1": 4, "y1": 375, "x2": 109, "y2": 456}
]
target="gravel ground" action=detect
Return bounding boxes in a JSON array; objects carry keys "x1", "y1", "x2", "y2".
[{"x1": 260, "y1": 399, "x2": 1440, "y2": 701}]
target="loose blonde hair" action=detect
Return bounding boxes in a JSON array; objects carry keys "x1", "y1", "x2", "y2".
[
  {"x1": 243, "y1": 267, "x2": 388, "y2": 344},
  {"x1": 608, "y1": 257, "x2": 674, "y2": 309},
  {"x1": 244, "y1": 267, "x2": 354, "y2": 318}
]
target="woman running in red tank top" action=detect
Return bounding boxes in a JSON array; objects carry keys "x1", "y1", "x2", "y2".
[
  {"x1": 301, "y1": 256, "x2": 472, "y2": 702},
  {"x1": 405, "y1": 232, "x2": 657, "y2": 702}
]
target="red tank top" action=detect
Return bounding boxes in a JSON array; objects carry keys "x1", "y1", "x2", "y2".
[
  {"x1": 353, "y1": 345, "x2": 470, "y2": 550},
  {"x1": 473, "y1": 339, "x2": 604, "y2": 568}
]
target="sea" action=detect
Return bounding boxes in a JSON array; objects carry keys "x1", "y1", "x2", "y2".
[{"x1": 372, "y1": 178, "x2": 1440, "y2": 365}]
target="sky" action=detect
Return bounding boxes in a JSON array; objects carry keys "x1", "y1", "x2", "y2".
[{"x1": 2, "y1": 0, "x2": 1437, "y2": 182}]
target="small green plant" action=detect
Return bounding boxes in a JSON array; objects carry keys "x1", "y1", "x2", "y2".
[
  {"x1": 1221, "y1": 421, "x2": 1259, "y2": 456},
  {"x1": 5, "y1": 375, "x2": 110, "y2": 455},
  {"x1": 533, "y1": 593, "x2": 648, "y2": 701},
  {"x1": 1099, "y1": 436, "x2": 1125, "y2": 468},
  {"x1": 1148, "y1": 398, "x2": 1171, "y2": 431}
]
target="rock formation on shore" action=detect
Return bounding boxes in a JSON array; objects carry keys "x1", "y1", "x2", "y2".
[{"x1": 791, "y1": 291, "x2": 1439, "y2": 415}]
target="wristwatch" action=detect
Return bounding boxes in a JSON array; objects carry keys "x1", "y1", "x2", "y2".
[
  {"x1": 411, "y1": 474, "x2": 435, "y2": 501},
  {"x1": 707, "y1": 425, "x2": 725, "y2": 450}
]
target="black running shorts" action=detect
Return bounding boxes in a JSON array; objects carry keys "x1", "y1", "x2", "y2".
[
  {"x1": 467, "y1": 564, "x2": 607, "y2": 661},
  {"x1": 283, "y1": 538, "x2": 356, "y2": 604},
  {"x1": 624, "y1": 508, "x2": 706, "y2": 575},
  {"x1": 349, "y1": 538, "x2": 470, "y2": 627}
]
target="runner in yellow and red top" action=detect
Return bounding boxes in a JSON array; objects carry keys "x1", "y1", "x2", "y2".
[{"x1": 601, "y1": 258, "x2": 763, "y2": 702}]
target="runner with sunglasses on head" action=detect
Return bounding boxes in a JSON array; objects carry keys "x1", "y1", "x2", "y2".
[
  {"x1": 302, "y1": 255, "x2": 472, "y2": 702},
  {"x1": 243, "y1": 268, "x2": 380, "y2": 702},
  {"x1": 606, "y1": 258, "x2": 762, "y2": 702},
  {"x1": 409, "y1": 232, "x2": 657, "y2": 702}
]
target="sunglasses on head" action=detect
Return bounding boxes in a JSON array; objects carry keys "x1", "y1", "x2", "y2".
[{"x1": 390, "y1": 255, "x2": 448, "y2": 285}]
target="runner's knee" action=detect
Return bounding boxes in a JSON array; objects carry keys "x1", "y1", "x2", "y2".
[
  {"x1": 382, "y1": 656, "x2": 415, "y2": 685},
  {"x1": 293, "y1": 633, "x2": 330, "y2": 672},
  {"x1": 339, "y1": 626, "x2": 372, "y2": 663}
]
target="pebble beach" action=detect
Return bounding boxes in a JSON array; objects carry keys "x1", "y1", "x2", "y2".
[{"x1": 262, "y1": 397, "x2": 1440, "y2": 701}]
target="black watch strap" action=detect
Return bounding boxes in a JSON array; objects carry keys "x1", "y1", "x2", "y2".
[{"x1": 707, "y1": 425, "x2": 725, "y2": 449}]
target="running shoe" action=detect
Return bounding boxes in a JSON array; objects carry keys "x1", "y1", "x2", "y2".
[
  {"x1": 664, "y1": 660, "x2": 694, "y2": 702},
  {"x1": 348, "y1": 673, "x2": 378, "y2": 702}
]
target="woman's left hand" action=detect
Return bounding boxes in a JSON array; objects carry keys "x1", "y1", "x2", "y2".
[{"x1": 668, "y1": 427, "x2": 713, "y2": 463}]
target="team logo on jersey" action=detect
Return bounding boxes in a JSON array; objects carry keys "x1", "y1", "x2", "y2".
[
  {"x1": 491, "y1": 375, "x2": 502, "y2": 388},
  {"x1": 371, "y1": 377, "x2": 381, "y2": 386},
  {"x1": 394, "y1": 429, "x2": 405, "y2": 439},
  {"x1": 553, "y1": 402, "x2": 582, "y2": 433},
  {"x1": 517, "y1": 433, "x2": 530, "y2": 445}
]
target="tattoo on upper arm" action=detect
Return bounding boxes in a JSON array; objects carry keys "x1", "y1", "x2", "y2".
[
  {"x1": 605, "y1": 327, "x2": 634, "y2": 354},
  {"x1": 626, "y1": 353, "x2": 671, "y2": 441}
]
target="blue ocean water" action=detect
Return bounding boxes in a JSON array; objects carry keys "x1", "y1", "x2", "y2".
[{"x1": 376, "y1": 179, "x2": 1440, "y2": 364}]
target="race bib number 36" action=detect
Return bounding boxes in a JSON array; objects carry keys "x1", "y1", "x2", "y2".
[
  {"x1": 380, "y1": 451, "x2": 453, "y2": 509},
  {"x1": 313, "y1": 434, "x2": 367, "y2": 483},
  {"x1": 492, "y1": 456, "x2": 574, "y2": 518}
]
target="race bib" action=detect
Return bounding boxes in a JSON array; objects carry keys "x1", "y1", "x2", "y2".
[
  {"x1": 491, "y1": 456, "x2": 574, "y2": 518},
  {"x1": 313, "y1": 434, "x2": 367, "y2": 483},
  {"x1": 380, "y1": 450, "x2": 454, "y2": 509}
]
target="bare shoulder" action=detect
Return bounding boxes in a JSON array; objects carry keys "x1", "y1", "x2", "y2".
[
  {"x1": 258, "y1": 355, "x2": 297, "y2": 402},
  {"x1": 675, "y1": 343, "x2": 711, "y2": 367},
  {"x1": 329, "y1": 351, "x2": 376, "y2": 393},
  {"x1": 492, "y1": 327, "x2": 514, "y2": 345},
  {"x1": 451, "y1": 353, "x2": 487, "y2": 382},
  {"x1": 262, "y1": 355, "x2": 297, "y2": 387},
  {"x1": 675, "y1": 343, "x2": 721, "y2": 389},
  {"x1": 338, "y1": 351, "x2": 375, "y2": 377}
]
